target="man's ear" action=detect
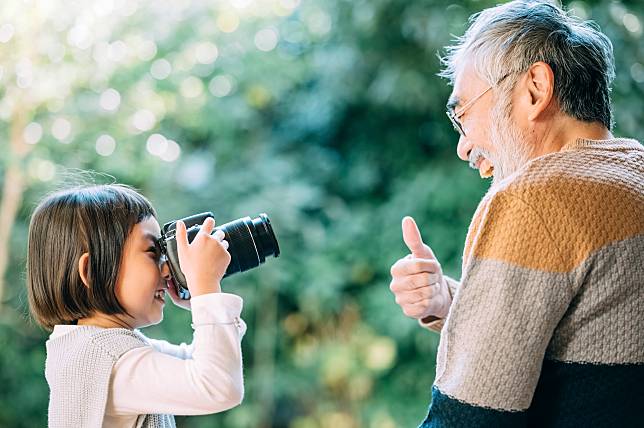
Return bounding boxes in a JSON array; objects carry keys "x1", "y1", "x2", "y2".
[
  {"x1": 525, "y1": 61, "x2": 555, "y2": 121},
  {"x1": 78, "y1": 253, "x2": 91, "y2": 289}
]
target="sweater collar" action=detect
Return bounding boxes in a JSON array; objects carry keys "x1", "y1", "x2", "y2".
[{"x1": 561, "y1": 137, "x2": 642, "y2": 153}]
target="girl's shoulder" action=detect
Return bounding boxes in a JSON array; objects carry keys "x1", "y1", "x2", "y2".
[{"x1": 47, "y1": 325, "x2": 148, "y2": 362}]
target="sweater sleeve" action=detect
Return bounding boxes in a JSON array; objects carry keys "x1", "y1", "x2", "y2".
[
  {"x1": 106, "y1": 293, "x2": 245, "y2": 416},
  {"x1": 418, "y1": 275, "x2": 460, "y2": 333},
  {"x1": 423, "y1": 192, "x2": 575, "y2": 427}
]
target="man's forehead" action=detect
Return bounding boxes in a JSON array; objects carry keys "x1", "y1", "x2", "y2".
[
  {"x1": 453, "y1": 60, "x2": 478, "y2": 88},
  {"x1": 446, "y1": 66, "x2": 469, "y2": 109},
  {"x1": 448, "y1": 62, "x2": 487, "y2": 108}
]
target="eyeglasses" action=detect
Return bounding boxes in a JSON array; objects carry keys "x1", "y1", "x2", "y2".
[
  {"x1": 446, "y1": 86, "x2": 493, "y2": 137},
  {"x1": 446, "y1": 74, "x2": 509, "y2": 137}
]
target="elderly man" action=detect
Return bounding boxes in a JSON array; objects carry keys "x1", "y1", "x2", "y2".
[{"x1": 389, "y1": 1, "x2": 643, "y2": 427}]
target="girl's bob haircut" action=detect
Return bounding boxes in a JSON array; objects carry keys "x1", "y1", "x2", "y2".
[{"x1": 27, "y1": 184, "x2": 156, "y2": 330}]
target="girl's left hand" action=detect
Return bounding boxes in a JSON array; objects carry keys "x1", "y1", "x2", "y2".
[{"x1": 166, "y1": 280, "x2": 191, "y2": 311}]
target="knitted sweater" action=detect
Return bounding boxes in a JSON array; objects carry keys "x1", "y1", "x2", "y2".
[
  {"x1": 420, "y1": 138, "x2": 644, "y2": 427},
  {"x1": 45, "y1": 326, "x2": 175, "y2": 428}
]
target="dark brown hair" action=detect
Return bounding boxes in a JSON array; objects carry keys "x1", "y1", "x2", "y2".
[{"x1": 26, "y1": 184, "x2": 156, "y2": 330}]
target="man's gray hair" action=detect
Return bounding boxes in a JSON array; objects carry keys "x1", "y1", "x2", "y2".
[{"x1": 440, "y1": 0, "x2": 615, "y2": 129}]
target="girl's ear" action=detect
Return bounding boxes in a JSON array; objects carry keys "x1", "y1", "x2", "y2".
[{"x1": 78, "y1": 253, "x2": 90, "y2": 288}]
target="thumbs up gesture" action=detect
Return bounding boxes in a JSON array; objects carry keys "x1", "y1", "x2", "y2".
[{"x1": 389, "y1": 217, "x2": 452, "y2": 320}]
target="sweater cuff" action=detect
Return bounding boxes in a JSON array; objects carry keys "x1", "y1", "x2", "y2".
[
  {"x1": 190, "y1": 293, "x2": 243, "y2": 326},
  {"x1": 419, "y1": 316, "x2": 445, "y2": 333},
  {"x1": 418, "y1": 275, "x2": 459, "y2": 333}
]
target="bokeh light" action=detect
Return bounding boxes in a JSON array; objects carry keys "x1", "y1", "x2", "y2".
[
  {"x1": 254, "y1": 27, "x2": 279, "y2": 51},
  {"x1": 150, "y1": 58, "x2": 172, "y2": 80},
  {"x1": 208, "y1": 74, "x2": 234, "y2": 97},
  {"x1": 132, "y1": 109, "x2": 156, "y2": 132},
  {"x1": 100, "y1": 88, "x2": 121, "y2": 111},
  {"x1": 0, "y1": 24, "x2": 15, "y2": 43},
  {"x1": 195, "y1": 42, "x2": 219, "y2": 64},
  {"x1": 23, "y1": 122, "x2": 43, "y2": 145},
  {"x1": 180, "y1": 76, "x2": 205, "y2": 98},
  {"x1": 146, "y1": 133, "x2": 168, "y2": 156},
  {"x1": 1, "y1": 2, "x2": 641, "y2": 428},
  {"x1": 217, "y1": 11, "x2": 241, "y2": 33},
  {"x1": 95, "y1": 134, "x2": 116, "y2": 156},
  {"x1": 51, "y1": 118, "x2": 72, "y2": 142},
  {"x1": 623, "y1": 13, "x2": 641, "y2": 35},
  {"x1": 27, "y1": 158, "x2": 56, "y2": 182},
  {"x1": 160, "y1": 139, "x2": 181, "y2": 162}
]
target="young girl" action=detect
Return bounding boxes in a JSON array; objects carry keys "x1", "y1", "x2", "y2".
[{"x1": 27, "y1": 183, "x2": 246, "y2": 428}]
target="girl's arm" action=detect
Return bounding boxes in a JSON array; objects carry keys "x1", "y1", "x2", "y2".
[
  {"x1": 143, "y1": 303, "x2": 247, "y2": 359},
  {"x1": 142, "y1": 337, "x2": 193, "y2": 360},
  {"x1": 105, "y1": 292, "x2": 246, "y2": 416}
]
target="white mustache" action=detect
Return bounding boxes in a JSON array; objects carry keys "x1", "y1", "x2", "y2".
[{"x1": 468, "y1": 147, "x2": 489, "y2": 169}]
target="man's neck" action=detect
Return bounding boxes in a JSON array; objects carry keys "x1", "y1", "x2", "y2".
[{"x1": 531, "y1": 117, "x2": 613, "y2": 158}]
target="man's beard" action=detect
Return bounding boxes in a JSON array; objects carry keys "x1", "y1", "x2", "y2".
[{"x1": 469, "y1": 98, "x2": 533, "y2": 185}]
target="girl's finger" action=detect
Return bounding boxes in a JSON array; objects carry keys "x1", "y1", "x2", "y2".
[
  {"x1": 175, "y1": 220, "x2": 189, "y2": 252},
  {"x1": 199, "y1": 217, "x2": 216, "y2": 236}
]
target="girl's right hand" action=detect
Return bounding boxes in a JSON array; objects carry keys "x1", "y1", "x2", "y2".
[{"x1": 175, "y1": 217, "x2": 231, "y2": 297}]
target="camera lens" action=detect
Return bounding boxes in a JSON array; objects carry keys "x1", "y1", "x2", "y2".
[
  {"x1": 160, "y1": 212, "x2": 280, "y2": 298},
  {"x1": 216, "y1": 213, "x2": 280, "y2": 277}
]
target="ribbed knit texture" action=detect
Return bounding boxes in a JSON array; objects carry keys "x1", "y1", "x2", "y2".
[
  {"x1": 45, "y1": 326, "x2": 175, "y2": 428},
  {"x1": 421, "y1": 138, "x2": 644, "y2": 427}
]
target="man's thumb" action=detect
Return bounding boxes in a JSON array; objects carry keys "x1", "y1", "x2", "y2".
[{"x1": 402, "y1": 216, "x2": 434, "y2": 259}]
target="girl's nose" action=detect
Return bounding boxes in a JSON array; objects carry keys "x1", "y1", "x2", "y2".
[{"x1": 456, "y1": 134, "x2": 472, "y2": 161}]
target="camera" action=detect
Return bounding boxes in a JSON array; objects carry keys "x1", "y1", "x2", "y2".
[{"x1": 158, "y1": 212, "x2": 280, "y2": 299}]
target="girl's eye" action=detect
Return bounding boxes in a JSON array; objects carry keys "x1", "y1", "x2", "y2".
[{"x1": 147, "y1": 246, "x2": 166, "y2": 265}]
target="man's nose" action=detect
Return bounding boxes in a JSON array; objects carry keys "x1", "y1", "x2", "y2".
[{"x1": 456, "y1": 135, "x2": 472, "y2": 161}]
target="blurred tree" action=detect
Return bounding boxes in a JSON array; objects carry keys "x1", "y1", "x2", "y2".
[{"x1": 0, "y1": 0, "x2": 641, "y2": 427}]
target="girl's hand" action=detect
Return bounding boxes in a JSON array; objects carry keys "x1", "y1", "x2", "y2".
[
  {"x1": 175, "y1": 217, "x2": 231, "y2": 297},
  {"x1": 167, "y1": 279, "x2": 191, "y2": 310}
]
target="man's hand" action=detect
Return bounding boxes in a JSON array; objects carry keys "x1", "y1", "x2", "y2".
[{"x1": 389, "y1": 216, "x2": 451, "y2": 320}]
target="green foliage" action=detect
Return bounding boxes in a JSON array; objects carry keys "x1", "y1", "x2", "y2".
[{"x1": 0, "y1": 0, "x2": 642, "y2": 427}]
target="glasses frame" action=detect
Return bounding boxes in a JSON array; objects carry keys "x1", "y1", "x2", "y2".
[{"x1": 446, "y1": 74, "x2": 510, "y2": 137}]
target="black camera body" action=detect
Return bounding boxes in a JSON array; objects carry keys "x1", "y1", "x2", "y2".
[{"x1": 158, "y1": 212, "x2": 280, "y2": 299}]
